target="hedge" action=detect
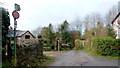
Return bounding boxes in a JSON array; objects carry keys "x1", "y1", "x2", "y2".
[{"x1": 92, "y1": 37, "x2": 120, "y2": 56}]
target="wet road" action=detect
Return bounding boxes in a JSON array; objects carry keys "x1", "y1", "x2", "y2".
[{"x1": 44, "y1": 50, "x2": 118, "y2": 66}]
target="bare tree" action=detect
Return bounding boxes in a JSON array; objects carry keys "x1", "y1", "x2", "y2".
[
  {"x1": 105, "y1": 5, "x2": 118, "y2": 26},
  {"x1": 53, "y1": 23, "x2": 61, "y2": 32},
  {"x1": 69, "y1": 16, "x2": 83, "y2": 33},
  {"x1": 84, "y1": 14, "x2": 91, "y2": 30},
  {"x1": 32, "y1": 27, "x2": 43, "y2": 38},
  {"x1": 83, "y1": 12, "x2": 104, "y2": 38},
  {"x1": 91, "y1": 12, "x2": 102, "y2": 28}
]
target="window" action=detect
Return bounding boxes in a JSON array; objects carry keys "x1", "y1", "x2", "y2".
[{"x1": 25, "y1": 35, "x2": 30, "y2": 39}]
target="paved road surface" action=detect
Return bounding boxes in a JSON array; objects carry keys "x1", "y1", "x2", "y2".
[{"x1": 44, "y1": 50, "x2": 118, "y2": 66}]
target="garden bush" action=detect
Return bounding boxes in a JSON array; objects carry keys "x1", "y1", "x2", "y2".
[
  {"x1": 43, "y1": 44, "x2": 54, "y2": 51},
  {"x1": 92, "y1": 37, "x2": 120, "y2": 56}
]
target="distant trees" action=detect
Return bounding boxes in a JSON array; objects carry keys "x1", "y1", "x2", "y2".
[
  {"x1": 39, "y1": 23, "x2": 55, "y2": 44},
  {"x1": 105, "y1": 5, "x2": 118, "y2": 25},
  {"x1": 82, "y1": 4, "x2": 118, "y2": 39},
  {"x1": 94, "y1": 22, "x2": 107, "y2": 37},
  {"x1": 40, "y1": 27, "x2": 49, "y2": 41},
  {"x1": 32, "y1": 27, "x2": 42, "y2": 38},
  {"x1": 83, "y1": 12, "x2": 105, "y2": 38},
  {"x1": 33, "y1": 5, "x2": 117, "y2": 49}
]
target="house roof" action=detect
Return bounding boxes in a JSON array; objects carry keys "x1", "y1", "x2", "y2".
[
  {"x1": 111, "y1": 12, "x2": 120, "y2": 24},
  {"x1": 7, "y1": 30, "x2": 35, "y2": 38}
]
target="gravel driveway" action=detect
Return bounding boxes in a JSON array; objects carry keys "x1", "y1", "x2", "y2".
[{"x1": 44, "y1": 50, "x2": 119, "y2": 66}]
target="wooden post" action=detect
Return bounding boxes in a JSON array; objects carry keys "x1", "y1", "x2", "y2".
[
  {"x1": 38, "y1": 39, "x2": 43, "y2": 56},
  {"x1": 58, "y1": 40, "x2": 60, "y2": 51},
  {"x1": 54, "y1": 40, "x2": 56, "y2": 51}
]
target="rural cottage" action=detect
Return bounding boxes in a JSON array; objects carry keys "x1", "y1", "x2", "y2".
[{"x1": 7, "y1": 30, "x2": 35, "y2": 46}]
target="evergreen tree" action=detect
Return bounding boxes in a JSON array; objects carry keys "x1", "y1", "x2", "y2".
[
  {"x1": 48, "y1": 23, "x2": 54, "y2": 43},
  {"x1": 106, "y1": 24, "x2": 116, "y2": 38},
  {"x1": 59, "y1": 20, "x2": 71, "y2": 44}
]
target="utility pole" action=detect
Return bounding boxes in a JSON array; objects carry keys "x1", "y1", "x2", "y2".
[{"x1": 12, "y1": 3, "x2": 20, "y2": 66}]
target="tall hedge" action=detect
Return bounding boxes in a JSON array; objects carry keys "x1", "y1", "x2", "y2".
[
  {"x1": 93, "y1": 37, "x2": 120, "y2": 56},
  {"x1": 1, "y1": 7, "x2": 10, "y2": 61}
]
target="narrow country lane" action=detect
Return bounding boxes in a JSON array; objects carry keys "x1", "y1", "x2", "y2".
[{"x1": 44, "y1": 50, "x2": 118, "y2": 66}]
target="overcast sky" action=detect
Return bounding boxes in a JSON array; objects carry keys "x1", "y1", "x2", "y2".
[{"x1": 0, "y1": 0, "x2": 120, "y2": 31}]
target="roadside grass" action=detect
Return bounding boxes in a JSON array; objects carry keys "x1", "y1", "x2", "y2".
[
  {"x1": 1, "y1": 55, "x2": 55, "y2": 67},
  {"x1": 83, "y1": 49, "x2": 119, "y2": 59},
  {"x1": 40, "y1": 55, "x2": 55, "y2": 66}
]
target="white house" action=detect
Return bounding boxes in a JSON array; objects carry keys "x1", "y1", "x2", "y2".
[{"x1": 111, "y1": 12, "x2": 120, "y2": 39}]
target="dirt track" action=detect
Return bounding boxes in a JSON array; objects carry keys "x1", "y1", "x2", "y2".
[{"x1": 44, "y1": 50, "x2": 118, "y2": 66}]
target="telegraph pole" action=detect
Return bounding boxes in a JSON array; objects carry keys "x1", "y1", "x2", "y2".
[{"x1": 12, "y1": 3, "x2": 20, "y2": 66}]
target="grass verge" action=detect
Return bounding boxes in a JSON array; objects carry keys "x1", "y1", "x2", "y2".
[{"x1": 40, "y1": 55, "x2": 55, "y2": 66}]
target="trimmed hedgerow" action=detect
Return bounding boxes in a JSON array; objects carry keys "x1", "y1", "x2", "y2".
[{"x1": 92, "y1": 37, "x2": 120, "y2": 56}]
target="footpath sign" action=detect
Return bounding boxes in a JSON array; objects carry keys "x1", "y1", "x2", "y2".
[{"x1": 15, "y1": 3, "x2": 21, "y2": 11}]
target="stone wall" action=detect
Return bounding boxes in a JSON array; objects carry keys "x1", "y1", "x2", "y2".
[{"x1": 74, "y1": 39, "x2": 85, "y2": 49}]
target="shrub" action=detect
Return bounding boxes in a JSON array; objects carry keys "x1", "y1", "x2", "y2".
[
  {"x1": 43, "y1": 43, "x2": 48, "y2": 47},
  {"x1": 60, "y1": 47, "x2": 71, "y2": 51},
  {"x1": 43, "y1": 44, "x2": 54, "y2": 51},
  {"x1": 2, "y1": 61, "x2": 12, "y2": 68},
  {"x1": 79, "y1": 38, "x2": 85, "y2": 40},
  {"x1": 43, "y1": 47, "x2": 51, "y2": 51},
  {"x1": 92, "y1": 37, "x2": 120, "y2": 56},
  {"x1": 67, "y1": 42, "x2": 72, "y2": 48},
  {"x1": 60, "y1": 44, "x2": 71, "y2": 51}
]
